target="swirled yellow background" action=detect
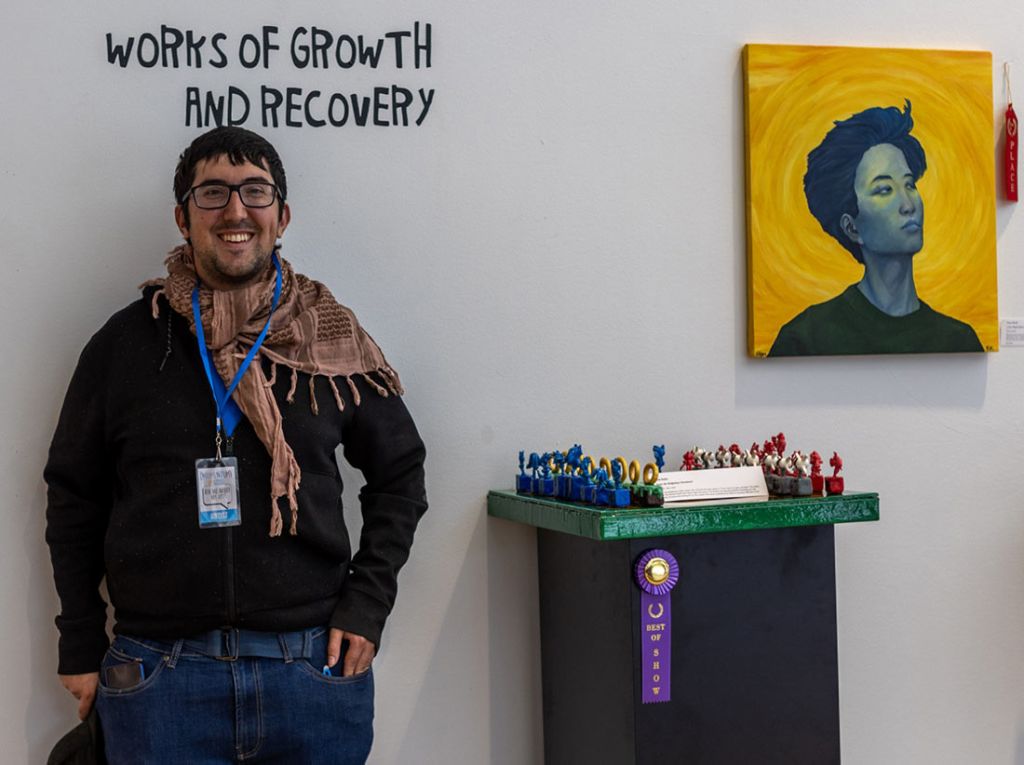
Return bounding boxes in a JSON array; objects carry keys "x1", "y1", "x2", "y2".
[{"x1": 744, "y1": 44, "x2": 997, "y2": 356}]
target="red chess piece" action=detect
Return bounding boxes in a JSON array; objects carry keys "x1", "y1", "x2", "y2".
[
  {"x1": 826, "y1": 452, "x2": 844, "y2": 495},
  {"x1": 772, "y1": 432, "x2": 787, "y2": 455},
  {"x1": 810, "y1": 451, "x2": 824, "y2": 494}
]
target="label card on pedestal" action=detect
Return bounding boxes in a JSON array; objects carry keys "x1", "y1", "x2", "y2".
[{"x1": 656, "y1": 466, "x2": 768, "y2": 504}]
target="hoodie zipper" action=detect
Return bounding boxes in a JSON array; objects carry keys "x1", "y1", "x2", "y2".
[{"x1": 225, "y1": 526, "x2": 237, "y2": 623}]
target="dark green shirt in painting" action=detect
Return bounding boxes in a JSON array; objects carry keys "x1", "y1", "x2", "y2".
[{"x1": 768, "y1": 284, "x2": 984, "y2": 357}]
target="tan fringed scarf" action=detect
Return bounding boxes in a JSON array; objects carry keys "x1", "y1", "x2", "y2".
[{"x1": 144, "y1": 244, "x2": 403, "y2": 536}]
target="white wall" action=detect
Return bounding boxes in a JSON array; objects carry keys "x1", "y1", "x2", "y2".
[{"x1": 5, "y1": 1, "x2": 1024, "y2": 763}]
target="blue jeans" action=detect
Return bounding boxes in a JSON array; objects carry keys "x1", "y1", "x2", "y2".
[{"x1": 95, "y1": 628, "x2": 373, "y2": 764}]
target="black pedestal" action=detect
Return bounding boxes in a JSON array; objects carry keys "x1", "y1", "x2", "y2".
[{"x1": 536, "y1": 525, "x2": 840, "y2": 765}]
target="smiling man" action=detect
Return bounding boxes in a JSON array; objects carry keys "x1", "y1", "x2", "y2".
[
  {"x1": 45, "y1": 127, "x2": 427, "y2": 764},
  {"x1": 176, "y1": 154, "x2": 291, "y2": 290},
  {"x1": 768, "y1": 100, "x2": 983, "y2": 356}
]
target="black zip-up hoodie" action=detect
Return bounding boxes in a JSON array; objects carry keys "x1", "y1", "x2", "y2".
[{"x1": 45, "y1": 290, "x2": 427, "y2": 675}]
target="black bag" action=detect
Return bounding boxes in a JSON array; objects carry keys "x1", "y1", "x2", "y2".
[{"x1": 46, "y1": 708, "x2": 106, "y2": 765}]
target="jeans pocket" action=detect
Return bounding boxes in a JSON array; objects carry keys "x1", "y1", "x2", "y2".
[
  {"x1": 97, "y1": 636, "x2": 170, "y2": 696},
  {"x1": 295, "y1": 629, "x2": 375, "y2": 686},
  {"x1": 296, "y1": 659, "x2": 374, "y2": 686}
]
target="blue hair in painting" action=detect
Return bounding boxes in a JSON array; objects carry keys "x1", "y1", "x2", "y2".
[{"x1": 804, "y1": 99, "x2": 927, "y2": 263}]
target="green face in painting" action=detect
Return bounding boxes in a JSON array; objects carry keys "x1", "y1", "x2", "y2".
[{"x1": 840, "y1": 143, "x2": 923, "y2": 258}]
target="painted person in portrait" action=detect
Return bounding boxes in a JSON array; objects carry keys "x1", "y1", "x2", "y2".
[{"x1": 768, "y1": 100, "x2": 983, "y2": 356}]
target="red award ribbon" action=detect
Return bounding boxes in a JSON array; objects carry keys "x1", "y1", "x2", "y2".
[
  {"x1": 634, "y1": 549, "x2": 679, "y2": 704},
  {"x1": 1007, "y1": 104, "x2": 1018, "y2": 202}
]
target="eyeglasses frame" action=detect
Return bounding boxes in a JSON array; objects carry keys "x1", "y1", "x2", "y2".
[{"x1": 180, "y1": 182, "x2": 283, "y2": 210}]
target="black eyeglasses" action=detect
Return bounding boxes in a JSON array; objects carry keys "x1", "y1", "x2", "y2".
[{"x1": 182, "y1": 182, "x2": 281, "y2": 210}]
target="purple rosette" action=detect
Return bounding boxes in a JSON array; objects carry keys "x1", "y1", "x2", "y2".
[
  {"x1": 635, "y1": 550, "x2": 679, "y2": 596},
  {"x1": 634, "y1": 549, "x2": 679, "y2": 704}
]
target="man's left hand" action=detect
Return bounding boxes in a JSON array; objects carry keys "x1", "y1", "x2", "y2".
[{"x1": 326, "y1": 628, "x2": 375, "y2": 677}]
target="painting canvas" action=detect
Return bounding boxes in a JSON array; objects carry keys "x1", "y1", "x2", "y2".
[{"x1": 744, "y1": 44, "x2": 998, "y2": 357}]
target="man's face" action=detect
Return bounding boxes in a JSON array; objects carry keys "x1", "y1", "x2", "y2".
[
  {"x1": 174, "y1": 155, "x2": 291, "y2": 291},
  {"x1": 843, "y1": 143, "x2": 923, "y2": 258}
]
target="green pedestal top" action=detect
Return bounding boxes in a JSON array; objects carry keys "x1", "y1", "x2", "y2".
[{"x1": 487, "y1": 489, "x2": 879, "y2": 541}]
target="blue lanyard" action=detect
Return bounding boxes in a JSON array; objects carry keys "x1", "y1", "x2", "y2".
[{"x1": 192, "y1": 253, "x2": 283, "y2": 444}]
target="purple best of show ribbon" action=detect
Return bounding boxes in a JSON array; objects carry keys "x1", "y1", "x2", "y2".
[{"x1": 634, "y1": 549, "x2": 679, "y2": 704}]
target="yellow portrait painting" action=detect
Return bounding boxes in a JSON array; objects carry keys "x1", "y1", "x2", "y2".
[{"x1": 743, "y1": 44, "x2": 998, "y2": 357}]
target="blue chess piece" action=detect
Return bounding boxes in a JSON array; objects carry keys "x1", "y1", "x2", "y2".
[{"x1": 653, "y1": 444, "x2": 666, "y2": 471}]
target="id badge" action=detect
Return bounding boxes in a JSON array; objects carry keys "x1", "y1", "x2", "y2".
[{"x1": 195, "y1": 457, "x2": 241, "y2": 528}]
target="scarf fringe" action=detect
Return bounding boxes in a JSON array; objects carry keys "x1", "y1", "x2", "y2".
[
  {"x1": 308, "y1": 377, "x2": 319, "y2": 415},
  {"x1": 328, "y1": 377, "x2": 346, "y2": 412},
  {"x1": 287, "y1": 459, "x2": 301, "y2": 535},
  {"x1": 269, "y1": 460, "x2": 302, "y2": 537},
  {"x1": 346, "y1": 376, "x2": 361, "y2": 406},
  {"x1": 149, "y1": 288, "x2": 166, "y2": 319},
  {"x1": 380, "y1": 366, "x2": 404, "y2": 396},
  {"x1": 361, "y1": 372, "x2": 390, "y2": 398},
  {"x1": 266, "y1": 361, "x2": 278, "y2": 388},
  {"x1": 269, "y1": 501, "x2": 283, "y2": 537},
  {"x1": 286, "y1": 367, "x2": 298, "y2": 403}
]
